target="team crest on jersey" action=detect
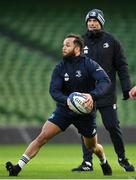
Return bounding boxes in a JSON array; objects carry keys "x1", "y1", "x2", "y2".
[
  {"x1": 75, "y1": 70, "x2": 82, "y2": 78},
  {"x1": 64, "y1": 73, "x2": 69, "y2": 81},
  {"x1": 83, "y1": 46, "x2": 89, "y2": 54},
  {"x1": 103, "y1": 42, "x2": 109, "y2": 48}
]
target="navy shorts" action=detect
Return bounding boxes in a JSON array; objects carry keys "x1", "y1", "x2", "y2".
[{"x1": 48, "y1": 108, "x2": 97, "y2": 138}]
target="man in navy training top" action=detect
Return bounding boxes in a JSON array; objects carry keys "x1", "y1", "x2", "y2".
[{"x1": 5, "y1": 34, "x2": 112, "y2": 176}]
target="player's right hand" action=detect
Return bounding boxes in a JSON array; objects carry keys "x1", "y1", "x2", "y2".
[{"x1": 81, "y1": 93, "x2": 93, "y2": 111}]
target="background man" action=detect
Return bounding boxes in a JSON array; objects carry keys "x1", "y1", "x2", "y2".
[
  {"x1": 72, "y1": 9, "x2": 135, "y2": 172},
  {"x1": 6, "y1": 34, "x2": 112, "y2": 176}
]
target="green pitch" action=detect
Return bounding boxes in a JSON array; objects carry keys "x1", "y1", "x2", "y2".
[{"x1": 0, "y1": 144, "x2": 135, "y2": 179}]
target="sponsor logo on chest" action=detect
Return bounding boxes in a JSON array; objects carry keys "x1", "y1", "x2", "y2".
[
  {"x1": 83, "y1": 42, "x2": 110, "y2": 54},
  {"x1": 83, "y1": 46, "x2": 89, "y2": 54},
  {"x1": 64, "y1": 70, "x2": 82, "y2": 81},
  {"x1": 64, "y1": 73, "x2": 69, "y2": 81}
]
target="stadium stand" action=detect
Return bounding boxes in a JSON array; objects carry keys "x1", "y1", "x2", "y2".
[{"x1": 0, "y1": 35, "x2": 56, "y2": 125}]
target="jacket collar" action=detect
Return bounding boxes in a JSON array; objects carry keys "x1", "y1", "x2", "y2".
[{"x1": 63, "y1": 55, "x2": 83, "y2": 63}]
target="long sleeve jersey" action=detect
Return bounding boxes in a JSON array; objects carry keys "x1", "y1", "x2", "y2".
[{"x1": 49, "y1": 55, "x2": 111, "y2": 113}]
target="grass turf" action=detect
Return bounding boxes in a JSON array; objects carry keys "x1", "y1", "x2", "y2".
[{"x1": 0, "y1": 144, "x2": 135, "y2": 179}]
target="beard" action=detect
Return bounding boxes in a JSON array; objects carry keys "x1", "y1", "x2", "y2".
[
  {"x1": 63, "y1": 49, "x2": 76, "y2": 57},
  {"x1": 87, "y1": 29, "x2": 104, "y2": 38},
  {"x1": 63, "y1": 48, "x2": 79, "y2": 62}
]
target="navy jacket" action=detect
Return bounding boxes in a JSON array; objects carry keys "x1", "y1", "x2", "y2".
[
  {"x1": 82, "y1": 30, "x2": 131, "y2": 107},
  {"x1": 49, "y1": 55, "x2": 111, "y2": 114}
]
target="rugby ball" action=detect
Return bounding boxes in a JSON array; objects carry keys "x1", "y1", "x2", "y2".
[{"x1": 68, "y1": 92, "x2": 92, "y2": 114}]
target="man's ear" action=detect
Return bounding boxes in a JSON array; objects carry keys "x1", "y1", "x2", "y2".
[{"x1": 74, "y1": 46, "x2": 80, "y2": 54}]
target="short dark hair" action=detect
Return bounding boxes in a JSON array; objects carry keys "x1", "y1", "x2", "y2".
[{"x1": 65, "y1": 34, "x2": 84, "y2": 51}]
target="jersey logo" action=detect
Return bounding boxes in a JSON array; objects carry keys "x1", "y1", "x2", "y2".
[
  {"x1": 103, "y1": 42, "x2": 109, "y2": 48},
  {"x1": 64, "y1": 73, "x2": 69, "y2": 81},
  {"x1": 75, "y1": 70, "x2": 82, "y2": 78},
  {"x1": 83, "y1": 46, "x2": 89, "y2": 54}
]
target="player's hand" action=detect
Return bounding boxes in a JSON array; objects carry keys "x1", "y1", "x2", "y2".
[
  {"x1": 81, "y1": 93, "x2": 93, "y2": 111},
  {"x1": 129, "y1": 86, "x2": 136, "y2": 99}
]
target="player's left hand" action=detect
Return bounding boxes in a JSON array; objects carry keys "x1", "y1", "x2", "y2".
[{"x1": 81, "y1": 93, "x2": 93, "y2": 111}]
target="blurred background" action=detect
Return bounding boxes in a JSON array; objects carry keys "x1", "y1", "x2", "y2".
[{"x1": 0, "y1": 0, "x2": 135, "y2": 144}]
